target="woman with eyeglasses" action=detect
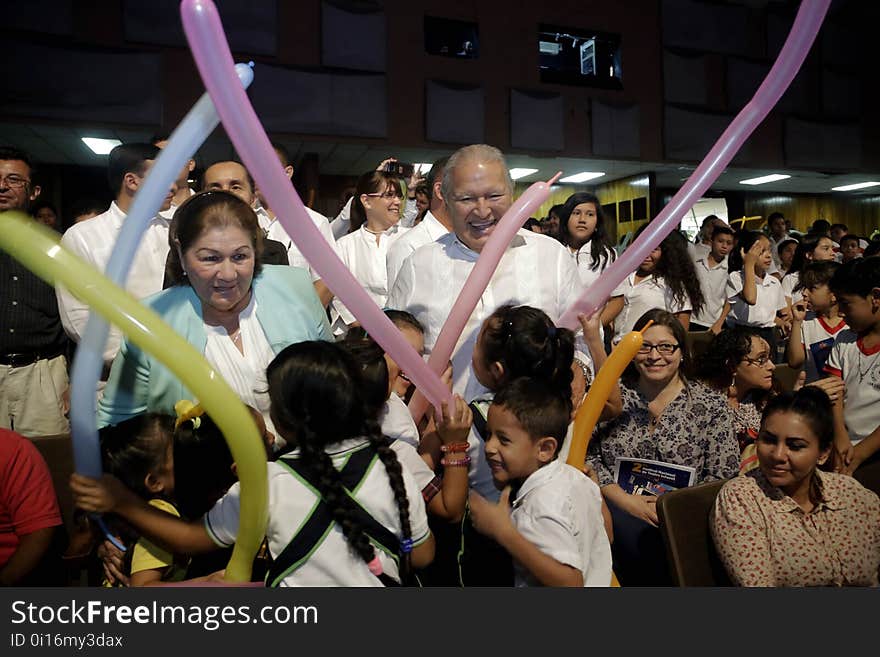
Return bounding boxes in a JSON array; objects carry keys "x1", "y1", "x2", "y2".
[
  {"x1": 698, "y1": 327, "x2": 778, "y2": 474},
  {"x1": 585, "y1": 309, "x2": 739, "y2": 585},
  {"x1": 331, "y1": 171, "x2": 410, "y2": 334},
  {"x1": 97, "y1": 191, "x2": 333, "y2": 439}
]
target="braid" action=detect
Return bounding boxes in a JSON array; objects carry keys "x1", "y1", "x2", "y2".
[
  {"x1": 365, "y1": 417, "x2": 413, "y2": 582},
  {"x1": 297, "y1": 425, "x2": 377, "y2": 567}
]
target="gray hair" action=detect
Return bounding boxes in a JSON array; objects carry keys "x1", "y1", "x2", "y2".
[{"x1": 440, "y1": 144, "x2": 513, "y2": 203}]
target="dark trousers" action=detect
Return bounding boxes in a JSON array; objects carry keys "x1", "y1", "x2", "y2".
[
  {"x1": 607, "y1": 499, "x2": 671, "y2": 586},
  {"x1": 689, "y1": 322, "x2": 712, "y2": 332}
]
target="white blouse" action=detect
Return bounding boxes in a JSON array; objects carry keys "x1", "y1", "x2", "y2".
[{"x1": 568, "y1": 244, "x2": 616, "y2": 288}]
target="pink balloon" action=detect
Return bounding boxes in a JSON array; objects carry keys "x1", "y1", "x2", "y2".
[
  {"x1": 180, "y1": 0, "x2": 450, "y2": 409},
  {"x1": 557, "y1": 0, "x2": 830, "y2": 329},
  {"x1": 408, "y1": 174, "x2": 560, "y2": 421}
]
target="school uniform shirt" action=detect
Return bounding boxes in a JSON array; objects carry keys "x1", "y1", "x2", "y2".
[
  {"x1": 205, "y1": 438, "x2": 430, "y2": 586},
  {"x1": 611, "y1": 273, "x2": 692, "y2": 344},
  {"x1": 567, "y1": 244, "x2": 616, "y2": 288},
  {"x1": 331, "y1": 223, "x2": 410, "y2": 333},
  {"x1": 781, "y1": 271, "x2": 802, "y2": 304},
  {"x1": 510, "y1": 460, "x2": 612, "y2": 587},
  {"x1": 388, "y1": 229, "x2": 584, "y2": 402},
  {"x1": 691, "y1": 253, "x2": 729, "y2": 327},
  {"x1": 824, "y1": 330, "x2": 880, "y2": 443},
  {"x1": 256, "y1": 206, "x2": 339, "y2": 282},
  {"x1": 726, "y1": 271, "x2": 786, "y2": 328},
  {"x1": 389, "y1": 440, "x2": 441, "y2": 505},
  {"x1": 385, "y1": 211, "x2": 449, "y2": 290},
  {"x1": 798, "y1": 316, "x2": 847, "y2": 383},
  {"x1": 769, "y1": 233, "x2": 792, "y2": 268},
  {"x1": 380, "y1": 392, "x2": 420, "y2": 449},
  {"x1": 56, "y1": 202, "x2": 169, "y2": 361}
]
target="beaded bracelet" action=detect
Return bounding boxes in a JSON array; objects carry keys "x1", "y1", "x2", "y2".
[
  {"x1": 440, "y1": 441, "x2": 470, "y2": 453},
  {"x1": 440, "y1": 454, "x2": 471, "y2": 467}
]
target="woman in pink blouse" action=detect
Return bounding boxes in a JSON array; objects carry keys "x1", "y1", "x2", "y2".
[{"x1": 711, "y1": 387, "x2": 880, "y2": 586}]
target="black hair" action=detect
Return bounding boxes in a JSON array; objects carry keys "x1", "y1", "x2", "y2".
[
  {"x1": 150, "y1": 132, "x2": 171, "y2": 145},
  {"x1": 266, "y1": 341, "x2": 413, "y2": 583},
  {"x1": 728, "y1": 230, "x2": 771, "y2": 272},
  {"x1": 523, "y1": 217, "x2": 541, "y2": 232},
  {"x1": 865, "y1": 240, "x2": 880, "y2": 258},
  {"x1": 830, "y1": 222, "x2": 848, "y2": 233},
  {"x1": 761, "y1": 387, "x2": 834, "y2": 491},
  {"x1": 166, "y1": 190, "x2": 264, "y2": 285},
  {"x1": 107, "y1": 143, "x2": 159, "y2": 196},
  {"x1": 425, "y1": 156, "x2": 449, "y2": 191},
  {"x1": 633, "y1": 224, "x2": 705, "y2": 315},
  {"x1": 711, "y1": 225, "x2": 735, "y2": 240},
  {"x1": 350, "y1": 170, "x2": 403, "y2": 233},
  {"x1": 767, "y1": 211, "x2": 785, "y2": 224},
  {"x1": 624, "y1": 309, "x2": 693, "y2": 382},
  {"x1": 479, "y1": 305, "x2": 574, "y2": 396},
  {"x1": 493, "y1": 377, "x2": 571, "y2": 456},
  {"x1": 384, "y1": 309, "x2": 424, "y2": 335},
  {"x1": 809, "y1": 219, "x2": 831, "y2": 235},
  {"x1": 173, "y1": 412, "x2": 236, "y2": 519},
  {"x1": 838, "y1": 234, "x2": 860, "y2": 248},
  {"x1": 100, "y1": 413, "x2": 175, "y2": 500},
  {"x1": 30, "y1": 199, "x2": 57, "y2": 219},
  {"x1": 271, "y1": 142, "x2": 291, "y2": 168},
  {"x1": 200, "y1": 160, "x2": 255, "y2": 195},
  {"x1": 785, "y1": 233, "x2": 835, "y2": 280},
  {"x1": 777, "y1": 237, "x2": 799, "y2": 258},
  {"x1": 558, "y1": 192, "x2": 616, "y2": 272},
  {"x1": 339, "y1": 329, "x2": 390, "y2": 420},
  {"x1": 698, "y1": 327, "x2": 776, "y2": 408},
  {"x1": 69, "y1": 197, "x2": 109, "y2": 219},
  {"x1": 0, "y1": 146, "x2": 36, "y2": 178},
  {"x1": 830, "y1": 257, "x2": 880, "y2": 297},
  {"x1": 795, "y1": 260, "x2": 840, "y2": 293}
]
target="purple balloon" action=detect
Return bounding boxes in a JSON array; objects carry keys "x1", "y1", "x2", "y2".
[{"x1": 558, "y1": 0, "x2": 830, "y2": 329}]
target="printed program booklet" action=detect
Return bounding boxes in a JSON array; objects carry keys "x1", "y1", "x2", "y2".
[{"x1": 613, "y1": 457, "x2": 696, "y2": 496}]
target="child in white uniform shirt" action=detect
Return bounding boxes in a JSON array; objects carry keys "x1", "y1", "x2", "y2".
[
  {"x1": 690, "y1": 225, "x2": 735, "y2": 332},
  {"x1": 825, "y1": 258, "x2": 880, "y2": 474},
  {"x1": 468, "y1": 378, "x2": 612, "y2": 587},
  {"x1": 72, "y1": 341, "x2": 434, "y2": 586},
  {"x1": 786, "y1": 261, "x2": 847, "y2": 382},
  {"x1": 606, "y1": 228, "x2": 704, "y2": 343},
  {"x1": 557, "y1": 192, "x2": 617, "y2": 288},
  {"x1": 726, "y1": 231, "x2": 788, "y2": 360}
]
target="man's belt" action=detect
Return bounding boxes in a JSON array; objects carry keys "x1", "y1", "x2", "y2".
[{"x1": 0, "y1": 349, "x2": 65, "y2": 367}]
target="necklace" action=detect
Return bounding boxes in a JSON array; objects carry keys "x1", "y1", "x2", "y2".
[
  {"x1": 229, "y1": 327, "x2": 242, "y2": 344},
  {"x1": 857, "y1": 348, "x2": 880, "y2": 384}
]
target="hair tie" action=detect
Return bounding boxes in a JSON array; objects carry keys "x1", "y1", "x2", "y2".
[
  {"x1": 400, "y1": 538, "x2": 413, "y2": 554},
  {"x1": 547, "y1": 325, "x2": 557, "y2": 338},
  {"x1": 174, "y1": 399, "x2": 205, "y2": 430},
  {"x1": 367, "y1": 555, "x2": 384, "y2": 576}
]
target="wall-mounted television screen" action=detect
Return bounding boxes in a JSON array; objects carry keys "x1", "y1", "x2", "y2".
[
  {"x1": 425, "y1": 16, "x2": 479, "y2": 59},
  {"x1": 538, "y1": 23, "x2": 622, "y2": 89}
]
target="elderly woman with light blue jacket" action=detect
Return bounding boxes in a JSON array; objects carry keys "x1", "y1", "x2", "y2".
[{"x1": 97, "y1": 191, "x2": 332, "y2": 431}]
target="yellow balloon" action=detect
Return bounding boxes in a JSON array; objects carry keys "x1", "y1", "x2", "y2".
[
  {"x1": 0, "y1": 212, "x2": 267, "y2": 583},
  {"x1": 566, "y1": 324, "x2": 650, "y2": 470}
]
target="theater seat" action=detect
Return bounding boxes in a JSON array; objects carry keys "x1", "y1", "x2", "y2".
[
  {"x1": 853, "y1": 458, "x2": 880, "y2": 498},
  {"x1": 656, "y1": 479, "x2": 732, "y2": 587},
  {"x1": 686, "y1": 331, "x2": 714, "y2": 360},
  {"x1": 29, "y1": 433, "x2": 76, "y2": 536}
]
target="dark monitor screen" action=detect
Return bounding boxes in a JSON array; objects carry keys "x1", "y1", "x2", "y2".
[
  {"x1": 538, "y1": 23, "x2": 622, "y2": 89},
  {"x1": 425, "y1": 16, "x2": 479, "y2": 59}
]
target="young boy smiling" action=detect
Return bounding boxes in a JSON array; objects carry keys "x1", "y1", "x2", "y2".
[{"x1": 467, "y1": 378, "x2": 612, "y2": 587}]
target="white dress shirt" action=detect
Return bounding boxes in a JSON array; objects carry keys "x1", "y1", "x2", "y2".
[
  {"x1": 387, "y1": 229, "x2": 583, "y2": 401},
  {"x1": 691, "y1": 253, "x2": 729, "y2": 326},
  {"x1": 331, "y1": 223, "x2": 410, "y2": 333},
  {"x1": 567, "y1": 244, "x2": 616, "y2": 288},
  {"x1": 386, "y1": 211, "x2": 449, "y2": 290},
  {"x1": 611, "y1": 272, "x2": 692, "y2": 344},
  {"x1": 56, "y1": 202, "x2": 169, "y2": 361},
  {"x1": 256, "y1": 206, "x2": 339, "y2": 282},
  {"x1": 330, "y1": 196, "x2": 418, "y2": 240},
  {"x1": 726, "y1": 270, "x2": 787, "y2": 328}
]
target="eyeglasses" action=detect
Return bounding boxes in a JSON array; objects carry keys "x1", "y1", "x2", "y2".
[
  {"x1": 364, "y1": 190, "x2": 402, "y2": 200},
  {"x1": 0, "y1": 175, "x2": 30, "y2": 189},
  {"x1": 637, "y1": 342, "x2": 680, "y2": 355},
  {"x1": 742, "y1": 354, "x2": 773, "y2": 367}
]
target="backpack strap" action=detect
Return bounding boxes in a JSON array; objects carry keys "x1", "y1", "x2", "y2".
[
  {"x1": 267, "y1": 445, "x2": 402, "y2": 587},
  {"x1": 469, "y1": 399, "x2": 490, "y2": 443}
]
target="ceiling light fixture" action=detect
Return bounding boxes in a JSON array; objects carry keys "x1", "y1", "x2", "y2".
[
  {"x1": 509, "y1": 168, "x2": 539, "y2": 180},
  {"x1": 559, "y1": 171, "x2": 605, "y2": 183},
  {"x1": 830, "y1": 181, "x2": 880, "y2": 192},
  {"x1": 739, "y1": 173, "x2": 791, "y2": 185},
  {"x1": 81, "y1": 137, "x2": 121, "y2": 155}
]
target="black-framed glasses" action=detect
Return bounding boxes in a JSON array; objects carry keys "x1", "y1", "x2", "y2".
[
  {"x1": 638, "y1": 342, "x2": 680, "y2": 355},
  {"x1": 0, "y1": 175, "x2": 30, "y2": 189}
]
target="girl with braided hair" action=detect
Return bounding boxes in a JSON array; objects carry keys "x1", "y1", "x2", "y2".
[{"x1": 72, "y1": 341, "x2": 433, "y2": 586}]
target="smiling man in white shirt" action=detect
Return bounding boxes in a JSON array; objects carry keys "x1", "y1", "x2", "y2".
[
  {"x1": 387, "y1": 144, "x2": 583, "y2": 401},
  {"x1": 56, "y1": 143, "x2": 173, "y2": 364}
]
